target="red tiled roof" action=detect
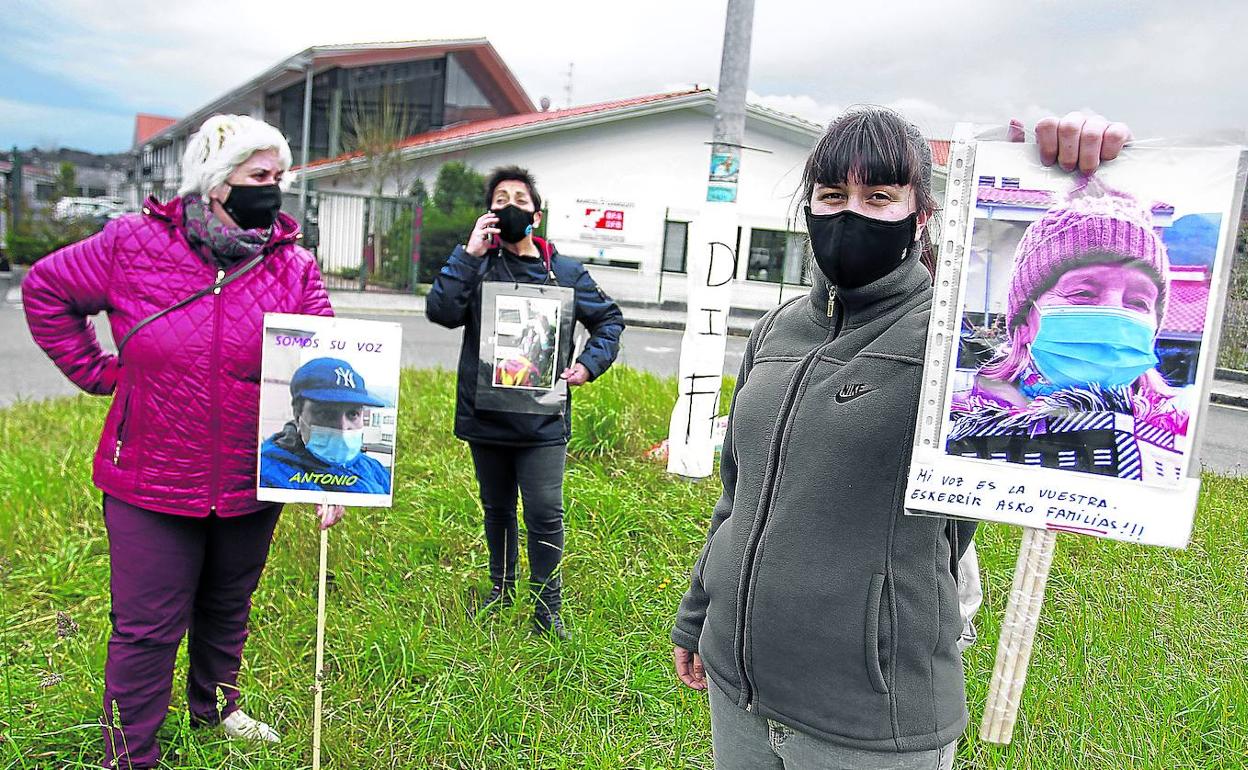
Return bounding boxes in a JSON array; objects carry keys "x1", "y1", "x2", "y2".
[
  {"x1": 977, "y1": 186, "x2": 1054, "y2": 207},
  {"x1": 0, "y1": 161, "x2": 55, "y2": 180},
  {"x1": 929, "y1": 140, "x2": 950, "y2": 168},
  {"x1": 134, "y1": 114, "x2": 178, "y2": 146},
  {"x1": 976, "y1": 184, "x2": 1173, "y2": 215},
  {"x1": 1162, "y1": 275, "x2": 1210, "y2": 335},
  {"x1": 301, "y1": 89, "x2": 709, "y2": 171}
]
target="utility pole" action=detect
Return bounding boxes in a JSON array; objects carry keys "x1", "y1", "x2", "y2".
[
  {"x1": 10, "y1": 146, "x2": 24, "y2": 230},
  {"x1": 297, "y1": 59, "x2": 314, "y2": 221},
  {"x1": 706, "y1": 0, "x2": 754, "y2": 205},
  {"x1": 666, "y1": 0, "x2": 755, "y2": 479},
  {"x1": 563, "y1": 62, "x2": 574, "y2": 109}
]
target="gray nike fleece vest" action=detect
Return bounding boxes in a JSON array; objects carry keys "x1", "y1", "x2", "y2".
[{"x1": 672, "y1": 256, "x2": 968, "y2": 752}]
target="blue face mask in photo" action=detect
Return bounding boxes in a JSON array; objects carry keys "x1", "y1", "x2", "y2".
[
  {"x1": 304, "y1": 425, "x2": 364, "y2": 466},
  {"x1": 1028, "y1": 305, "x2": 1158, "y2": 391}
]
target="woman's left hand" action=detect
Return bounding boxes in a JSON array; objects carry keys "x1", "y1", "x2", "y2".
[
  {"x1": 1024, "y1": 111, "x2": 1133, "y2": 174},
  {"x1": 317, "y1": 504, "x2": 345, "y2": 530}
]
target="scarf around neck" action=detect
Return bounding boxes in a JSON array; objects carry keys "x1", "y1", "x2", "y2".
[{"x1": 182, "y1": 194, "x2": 270, "y2": 268}]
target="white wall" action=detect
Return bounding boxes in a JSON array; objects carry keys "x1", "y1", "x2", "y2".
[{"x1": 318, "y1": 105, "x2": 817, "y2": 289}]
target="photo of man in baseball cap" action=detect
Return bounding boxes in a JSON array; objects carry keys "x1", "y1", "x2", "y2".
[{"x1": 259, "y1": 357, "x2": 392, "y2": 495}]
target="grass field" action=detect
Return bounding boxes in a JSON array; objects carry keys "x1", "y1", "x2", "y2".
[{"x1": 0, "y1": 367, "x2": 1244, "y2": 769}]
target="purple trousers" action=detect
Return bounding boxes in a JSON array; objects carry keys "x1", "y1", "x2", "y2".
[{"x1": 100, "y1": 495, "x2": 281, "y2": 769}]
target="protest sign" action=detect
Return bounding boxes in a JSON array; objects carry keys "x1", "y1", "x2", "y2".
[
  {"x1": 907, "y1": 132, "x2": 1247, "y2": 744},
  {"x1": 256, "y1": 313, "x2": 402, "y2": 508},
  {"x1": 908, "y1": 140, "x2": 1246, "y2": 549}
]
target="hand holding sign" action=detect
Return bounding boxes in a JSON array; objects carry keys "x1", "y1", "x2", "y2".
[
  {"x1": 317, "y1": 504, "x2": 345, "y2": 530},
  {"x1": 561, "y1": 363, "x2": 590, "y2": 386}
]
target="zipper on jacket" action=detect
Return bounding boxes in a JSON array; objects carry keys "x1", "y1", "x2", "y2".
[
  {"x1": 208, "y1": 271, "x2": 224, "y2": 513},
  {"x1": 112, "y1": 380, "x2": 135, "y2": 465},
  {"x1": 828, "y1": 287, "x2": 843, "y2": 337},
  {"x1": 212, "y1": 268, "x2": 225, "y2": 295},
  {"x1": 735, "y1": 286, "x2": 844, "y2": 712}
]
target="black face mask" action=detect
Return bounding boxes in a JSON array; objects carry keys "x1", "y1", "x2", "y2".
[
  {"x1": 805, "y1": 206, "x2": 918, "y2": 289},
  {"x1": 493, "y1": 204, "x2": 535, "y2": 244},
  {"x1": 223, "y1": 183, "x2": 282, "y2": 230}
]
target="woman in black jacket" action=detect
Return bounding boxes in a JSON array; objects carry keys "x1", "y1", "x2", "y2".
[{"x1": 427, "y1": 166, "x2": 624, "y2": 639}]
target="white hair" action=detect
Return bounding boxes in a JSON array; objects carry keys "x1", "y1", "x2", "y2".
[{"x1": 178, "y1": 114, "x2": 295, "y2": 197}]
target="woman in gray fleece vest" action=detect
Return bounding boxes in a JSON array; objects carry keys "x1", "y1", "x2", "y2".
[{"x1": 672, "y1": 108, "x2": 1132, "y2": 769}]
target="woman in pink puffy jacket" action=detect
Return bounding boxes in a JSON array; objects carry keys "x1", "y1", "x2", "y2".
[{"x1": 23, "y1": 114, "x2": 339, "y2": 769}]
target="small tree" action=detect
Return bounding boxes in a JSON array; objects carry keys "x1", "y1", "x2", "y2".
[
  {"x1": 431, "y1": 161, "x2": 486, "y2": 214},
  {"x1": 408, "y1": 178, "x2": 430, "y2": 207},
  {"x1": 54, "y1": 162, "x2": 77, "y2": 201},
  {"x1": 343, "y1": 86, "x2": 423, "y2": 198},
  {"x1": 419, "y1": 162, "x2": 487, "y2": 283}
]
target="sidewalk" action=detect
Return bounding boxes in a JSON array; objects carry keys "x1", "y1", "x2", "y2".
[{"x1": 1211, "y1": 370, "x2": 1248, "y2": 408}]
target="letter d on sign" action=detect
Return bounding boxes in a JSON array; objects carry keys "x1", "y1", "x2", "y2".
[
  {"x1": 706, "y1": 241, "x2": 737, "y2": 288},
  {"x1": 668, "y1": 205, "x2": 738, "y2": 478}
]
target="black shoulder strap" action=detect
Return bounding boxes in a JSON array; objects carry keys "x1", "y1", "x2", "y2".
[{"x1": 116, "y1": 250, "x2": 269, "y2": 362}]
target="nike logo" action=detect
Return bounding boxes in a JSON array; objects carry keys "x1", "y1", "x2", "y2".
[{"x1": 834, "y1": 383, "x2": 875, "y2": 403}]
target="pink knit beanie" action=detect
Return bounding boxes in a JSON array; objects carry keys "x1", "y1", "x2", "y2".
[{"x1": 1005, "y1": 176, "x2": 1169, "y2": 329}]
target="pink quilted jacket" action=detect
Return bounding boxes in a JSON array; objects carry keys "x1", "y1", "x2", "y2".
[{"x1": 23, "y1": 196, "x2": 333, "y2": 517}]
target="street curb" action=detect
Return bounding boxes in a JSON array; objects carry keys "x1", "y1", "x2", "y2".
[
  {"x1": 1215, "y1": 367, "x2": 1248, "y2": 384},
  {"x1": 332, "y1": 306, "x2": 428, "y2": 317},
  {"x1": 1211, "y1": 391, "x2": 1248, "y2": 409}
]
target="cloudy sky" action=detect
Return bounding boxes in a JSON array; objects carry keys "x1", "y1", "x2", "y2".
[{"x1": 2, "y1": 0, "x2": 1246, "y2": 154}]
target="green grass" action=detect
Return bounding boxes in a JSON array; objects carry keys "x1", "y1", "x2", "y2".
[{"x1": 0, "y1": 367, "x2": 1245, "y2": 769}]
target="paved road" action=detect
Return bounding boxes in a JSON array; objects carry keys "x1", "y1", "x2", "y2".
[
  {"x1": 0, "y1": 301, "x2": 747, "y2": 402},
  {"x1": 2, "y1": 300, "x2": 1242, "y2": 475}
]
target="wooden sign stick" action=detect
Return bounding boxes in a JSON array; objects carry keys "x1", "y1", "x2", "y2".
[
  {"x1": 311, "y1": 521, "x2": 330, "y2": 770},
  {"x1": 980, "y1": 526, "x2": 1058, "y2": 744}
]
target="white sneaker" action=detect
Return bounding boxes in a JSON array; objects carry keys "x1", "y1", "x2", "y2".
[{"x1": 222, "y1": 710, "x2": 280, "y2": 743}]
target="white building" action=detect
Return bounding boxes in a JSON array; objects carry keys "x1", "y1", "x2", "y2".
[
  {"x1": 301, "y1": 88, "x2": 842, "y2": 307},
  {"x1": 302, "y1": 88, "x2": 950, "y2": 308}
]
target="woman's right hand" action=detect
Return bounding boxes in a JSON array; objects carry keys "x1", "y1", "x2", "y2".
[
  {"x1": 674, "y1": 646, "x2": 707, "y2": 691},
  {"x1": 465, "y1": 211, "x2": 501, "y2": 257}
]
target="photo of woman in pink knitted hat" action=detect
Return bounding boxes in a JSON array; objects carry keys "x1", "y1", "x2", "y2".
[{"x1": 945, "y1": 164, "x2": 1221, "y2": 483}]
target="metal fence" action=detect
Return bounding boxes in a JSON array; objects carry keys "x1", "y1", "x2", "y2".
[
  {"x1": 1220, "y1": 239, "x2": 1248, "y2": 371},
  {"x1": 286, "y1": 190, "x2": 422, "y2": 292}
]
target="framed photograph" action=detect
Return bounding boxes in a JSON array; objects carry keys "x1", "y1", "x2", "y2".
[
  {"x1": 256, "y1": 313, "x2": 402, "y2": 507},
  {"x1": 906, "y1": 141, "x2": 1246, "y2": 548},
  {"x1": 475, "y1": 282, "x2": 575, "y2": 416},
  {"x1": 491, "y1": 294, "x2": 562, "y2": 391}
]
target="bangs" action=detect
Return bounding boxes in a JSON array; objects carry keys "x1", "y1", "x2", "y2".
[{"x1": 806, "y1": 110, "x2": 922, "y2": 190}]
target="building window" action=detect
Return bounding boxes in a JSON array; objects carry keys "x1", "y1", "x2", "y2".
[
  {"x1": 266, "y1": 60, "x2": 447, "y2": 164},
  {"x1": 1001, "y1": 177, "x2": 1020, "y2": 189},
  {"x1": 661, "y1": 220, "x2": 688, "y2": 273},
  {"x1": 444, "y1": 53, "x2": 501, "y2": 125},
  {"x1": 746, "y1": 229, "x2": 810, "y2": 284},
  {"x1": 978, "y1": 175, "x2": 996, "y2": 187}
]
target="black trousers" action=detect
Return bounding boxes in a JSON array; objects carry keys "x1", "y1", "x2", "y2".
[{"x1": 468, "y1": 442, "x2": 566, "y2": 613}]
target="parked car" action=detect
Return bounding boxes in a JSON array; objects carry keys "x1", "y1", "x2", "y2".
[{"x1": 53, "y1": 197, "x2": 125, "y2": 223}]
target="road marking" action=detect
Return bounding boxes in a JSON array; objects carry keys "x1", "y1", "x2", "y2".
[{"x1": 644, "y1": 346, "x2": 675, "y2": 353}]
